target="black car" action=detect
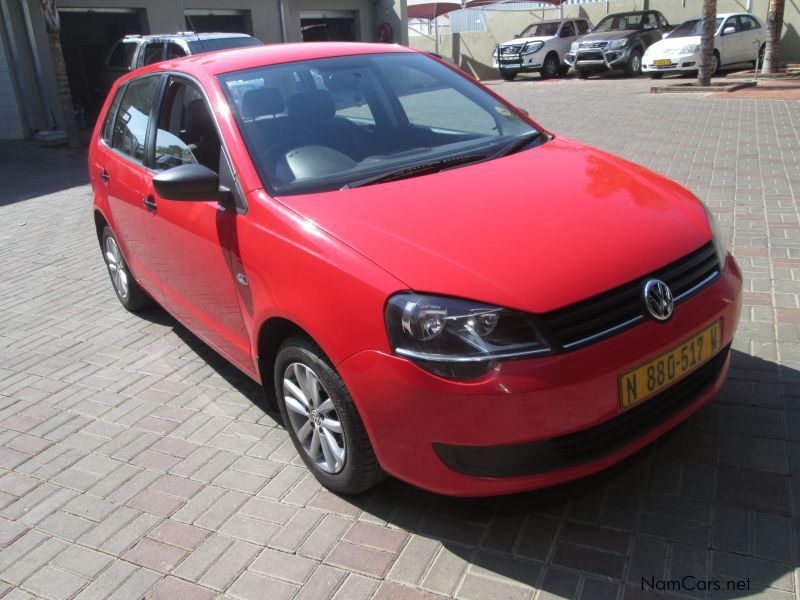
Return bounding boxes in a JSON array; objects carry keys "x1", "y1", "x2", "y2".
[{"x1": 565, "y1": 11, "x2": 672, "y2": 78}]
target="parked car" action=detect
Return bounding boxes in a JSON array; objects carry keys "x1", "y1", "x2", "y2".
[
  {"x1": 492, "y1": 18, "x2": 592, "y2": 80},
  {"x1": 565, "y1": 10, "x2": 672, "y2": 78},
  {"x1": 90, "y1": 42, "x2": 741, "y2": 496},
  {"x1": 102, "y1": 32, "x2": 262, "y2": 92},
  {"x1": 643, "y1": 13, "x2": 763, "y2": 78}
]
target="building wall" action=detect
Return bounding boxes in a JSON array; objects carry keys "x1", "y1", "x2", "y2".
[
  {"x1": 0, "y1": 26, "x2": 24, "y2": 139},
  {"x1": 410, "y1": 0, "x2": 799, "y2": 80}
]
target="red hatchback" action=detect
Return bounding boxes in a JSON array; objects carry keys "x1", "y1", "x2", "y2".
[{"x1": 89, "y1": 42, "x2": 741, "y2": 496}]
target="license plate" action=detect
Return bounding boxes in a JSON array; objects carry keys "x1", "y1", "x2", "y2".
[
  {"x1": 619, "y1": 321, "x2": 722, "y2": 410},
  {"x1": 653, "y1": 59, "x2": 672, "y2": 66}
]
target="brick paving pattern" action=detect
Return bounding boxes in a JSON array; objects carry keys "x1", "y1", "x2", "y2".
[{"x1": 0, "y1": 76, "x2": 799, "y2": 599}]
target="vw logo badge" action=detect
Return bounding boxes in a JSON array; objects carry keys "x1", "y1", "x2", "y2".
[{"x1": 643, "y1": 279, "x2": 674, "y2": 321}]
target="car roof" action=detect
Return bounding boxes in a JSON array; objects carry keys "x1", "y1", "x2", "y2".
[
  {"x1": 133, "y1": 42, "x2": 415, "y2": 78},
  {"x1": 125, "y1": 32, "x2": 254, "y2": 41}
]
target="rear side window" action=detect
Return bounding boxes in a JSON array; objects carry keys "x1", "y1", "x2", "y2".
[
  {"x1": 102, "y1": 85, "x2": 126, "y2": 145},
  {"x1": 111, "y1": 76, "x2": 161, "y2": 162},
  {"x1": 141, "y1": 42, "x2": 164, "y2": 66},
  {"x1": 107, "y1": 40, "x2": 137, "y2": 69},
  {"x1": 738, "y1": 15, "x2": 760, "y2": 31}
]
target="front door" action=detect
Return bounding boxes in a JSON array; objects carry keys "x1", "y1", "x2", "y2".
[
  {"x1": 100, "y1": 74, "x2": 163, "y2": 295},
  {"x1": 141, "y1": 76, "x2": 251, "y2": 367}
]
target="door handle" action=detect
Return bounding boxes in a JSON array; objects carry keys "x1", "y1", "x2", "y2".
[
  {"x1": 100, "y1": 169, "x2": 109, "y2": 183},
  {"x1": 143, "y1": 196, "x2": 157, "y2": 214}
]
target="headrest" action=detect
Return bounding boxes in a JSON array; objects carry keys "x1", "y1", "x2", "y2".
[
  {"x1": 288, "y1": 90, "x2": 335, "y2": 123},
  {"x1": 241, "y1": 87, "x2": 285, "y2": 119}
]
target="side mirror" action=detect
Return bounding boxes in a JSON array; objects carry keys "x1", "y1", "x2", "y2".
[
  {"x1": 152, "y1": 164, "x2": 231, "y2": 202},
  {"x1": 723, "y1": 26, "x2": 736, "y2": 35},
  {"x1": 513, "y1": 33, "x2": 521, "y2": 38}
]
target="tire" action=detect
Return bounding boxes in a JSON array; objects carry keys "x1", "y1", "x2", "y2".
[
  {"x1": 540, "y1": 53, "x2": 559, "y2": 79},
  {"x1": 624, "y1": 49, "x2": 643, "y2": 77},
  {"x1": 275, "y1": 335, "x2": 384, "y2": 495},
  {"x1": 500, "y1": 70, "x2": 517, "y2": 81},
  {"x1": 577, "y1": 69, "x2": 589, "y2": 79},
  {"x1": 711, "y1": 50, "x2": 720, "y2": 75},
  {"x1": 649, "y1": 72, "x2": 663, "y2": 79},
  {"x1": 100, "y1": 225, "x2": 152, "y2": 311}
]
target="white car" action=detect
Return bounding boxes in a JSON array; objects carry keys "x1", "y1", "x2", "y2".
[
  {"x1": 493, "y1": 19, "x2": 592, "y2": 81},
  {"x1": 642, "y1": 13, "x2": 763, "y2": 77}
]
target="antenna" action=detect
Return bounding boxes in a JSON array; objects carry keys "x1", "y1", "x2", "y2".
[{"x1": 184, "y1": 7, "x2": 207, "y2": 52}]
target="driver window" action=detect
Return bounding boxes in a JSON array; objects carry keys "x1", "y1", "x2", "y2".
[
  {"x1": 560, "y1": 22, "x2": 575, "y2": 37},
  {"x1": 644, "y1": 13, "x2": 658, "y2": 29},
  {"x1": 154, "y1": 79, "x2": 221, "y2": 172},
  {"x1": 723, "y1": 17, "x2": 739, "y2": 33}
]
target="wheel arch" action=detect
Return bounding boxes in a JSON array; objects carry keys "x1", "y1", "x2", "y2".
[{"x1": 94, "y1": 209, "x2": 109, "y2": 246}]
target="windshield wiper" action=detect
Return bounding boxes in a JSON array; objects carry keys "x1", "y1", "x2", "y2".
[
  {"x1": 491, "y1": 131, "x2": 545, "y2": 160},
  {"x1": 340, "y1": 153, "x2": 486, "y2": 190}
]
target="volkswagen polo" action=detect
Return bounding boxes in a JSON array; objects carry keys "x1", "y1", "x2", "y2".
[{"x1": 89, "y1": 42, "x2": 741, "y2": 496}]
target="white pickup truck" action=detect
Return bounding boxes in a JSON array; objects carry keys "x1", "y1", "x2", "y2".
[{"x1": 493, "y1": 18, "x2": 592, "y2": 81}]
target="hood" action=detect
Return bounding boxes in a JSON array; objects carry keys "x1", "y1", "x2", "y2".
[
  {"x1": 277, "y1": 137, "x2": 712, "y2": 314},
  {"x1": 577, "y1": 30, "x2": 636, "y2": 43},
  {"x1": 500, "y1": 35, "x2": 553, "y2": 47},
  {"x1": 645, "y1": 35, "x2": 700, "y2": 55}
]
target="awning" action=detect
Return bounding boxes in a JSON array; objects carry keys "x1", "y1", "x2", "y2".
[{"x1": 407, "y1": 1, "x2": 461, "y2": 20}]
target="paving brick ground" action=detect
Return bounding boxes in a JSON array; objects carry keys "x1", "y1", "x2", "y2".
[{"x1": 1, "y1": 75, "x2": 799, "y2": 599}]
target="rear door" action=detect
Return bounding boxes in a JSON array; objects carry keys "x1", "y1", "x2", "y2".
[
  {"x1": 97, "y1": 75, "x2": 164, "y2": 295},
  {"x1": 737, "y1": 15, "x2": 762, "y2": 63},
  {"x1": 140, "y1": 75, "x2": 251, "y2": 366}
]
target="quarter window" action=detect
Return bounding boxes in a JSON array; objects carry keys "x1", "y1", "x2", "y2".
[
  {"x1": 154, "y1": 79, "x2": 221, "y2": 172},
  {"x1": 738, "y1": 15, "x2": 760, "y2": 31},
  {"x1": 111, "y1": 76, "x2": 161, "y2": 162}
]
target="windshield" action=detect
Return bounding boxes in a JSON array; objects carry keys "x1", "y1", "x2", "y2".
[
  {"x1": 519, "y1": 22, "x2": 559, "y2": 37},
  {"x1": 187, "y1": 36, "x2": 261, "y2": 54},
  {"x1": 219, "y1": 52, "x2": 538, "y2": 195},
  {"x1": 594, "y1": 13, "x2": 644, "y2": 32},
  {"x1": 668, "y1": 17, "x2": 723, "y2": 37}
]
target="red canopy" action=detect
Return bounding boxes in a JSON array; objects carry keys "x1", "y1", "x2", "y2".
[{"x1": 407, "y1": 0, "x2": 562, "y2": 20}]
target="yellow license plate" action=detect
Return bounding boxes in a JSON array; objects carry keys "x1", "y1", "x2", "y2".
[
  {"x1": 619, "y1": 321, "x2": 722, "y2": 410},
  {"x1": 653, "y1": 59, "x2": 672, "y2": 66}
]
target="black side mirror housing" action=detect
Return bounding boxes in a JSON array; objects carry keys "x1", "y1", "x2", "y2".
[{"x1": 152, "y1": 164, "x2": 231, "y2": 203}]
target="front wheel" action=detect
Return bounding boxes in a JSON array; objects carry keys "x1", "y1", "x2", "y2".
[
  {"x1": 101, "y1": 225, "x2": 152, "y2": 311},
  {"x1": 500, "y1": 69, "x2": 517, "y2": 81},
  {"x1": 625, "y1": 49, "x2": 643, "y2": 77},
  {"x1": 540, "y1": 53, "x2": 559, "y2": 79},
  {"x1": 275, "y1": 335, "x2": 384, "y2": 494}
]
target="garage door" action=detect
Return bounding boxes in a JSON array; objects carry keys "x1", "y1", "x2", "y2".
[
  {"x1": 58, "y1": 8, "x2": 144, "y2": 125},
  {"x1": 185, "y1": 10, "x2": 252, "y2": 35},
  {"x1": 300, "y1": 10, "x2": 357, "y2": 42}
]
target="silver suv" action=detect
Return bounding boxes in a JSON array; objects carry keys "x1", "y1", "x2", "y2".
[{"x1": 102, "y1": 32, "x2": 262, "y2": 92}]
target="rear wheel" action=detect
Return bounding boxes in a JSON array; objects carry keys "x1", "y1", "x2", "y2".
[
  {"x1": 500, "y1": 69, "x2": 517, "y2": 81},
  {"x1": 275, "y1": 335, "x2": 384, "y2": 494},
  {"x1": 101, "y1": 226, "x2": 151, "y2": 311},
  {"x1": 540, "y1": 53, "x2": 559, "y2": 79},
  {"x1": 624, "y1": 49, "x2": 643, "y2": 76},
  {"x1": 711, "y1": 50, "x2": 720, "y2": 75}
]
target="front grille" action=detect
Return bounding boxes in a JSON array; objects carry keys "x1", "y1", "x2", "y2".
[
  {"x1": 540, "y1": 242, "x2": 720, "y2": 350},
  {"x1": 551, "y1": 344, "x2": 729, "y2": 463},
  {"x1": 576, "y1": 51, "x2": 604, "y2": 61},
  {"x1": 580, "y1": 41, "x2": 609, "y2": 49},
  {"x1": 500, "y1": 45, "x2": 522, "y2": 55}
]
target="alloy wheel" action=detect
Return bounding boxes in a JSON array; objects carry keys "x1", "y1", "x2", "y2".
[
  {"x1": 104, "y1": 236, "x2": 129, "y2": 300},
  {"x1": 282, "y1": 362, "x2": 346, "y2": 474},
  {"x1": 631, "y1": 54, "x2": 641, "y2": 73}
]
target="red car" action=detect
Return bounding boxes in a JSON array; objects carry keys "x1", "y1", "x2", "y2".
[{"x1": 89, "y1": 42, "x2": 741, "y2": 496}]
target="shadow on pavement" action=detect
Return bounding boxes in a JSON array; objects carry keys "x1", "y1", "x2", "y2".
[
  {"x1": 133, "y1": 300, "x2": 798, "y2": 598},
  {"x1": 0, "y1": 141, "x2": 89, "y2": 206}
]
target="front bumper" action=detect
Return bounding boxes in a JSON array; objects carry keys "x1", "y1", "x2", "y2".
[
  {"x1": 642, "y1": 53, "x2": 699, "y2": 73},
  {"x1": 338, "y1": 255, "x2": 742, "y2": 496},
  {"x1": 493, "y1": 53, "x2": 544, "y2": 72},
  {"x1": 565, "y1": 47, "x2": 629, "y2": 71}
]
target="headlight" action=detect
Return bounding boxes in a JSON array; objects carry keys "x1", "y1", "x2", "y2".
[
  {"x1": 702, "y1": 203, "x2": 728, "y2": 268},
  {"x1": 570, "y1": 41, "x2": 579, "y2": 52},
  {"x1": 385, "y1": 293, "x2": 550, "y2": 379},
  {"x1": 666, "y1": 44, "x2": 699, "y2": 55},
  {"x1": 608, "y1": 38, "x2": 628, "y2": 49},
  {"x1": 522, "y1": 41, "x2": 544, "y2": 55}
]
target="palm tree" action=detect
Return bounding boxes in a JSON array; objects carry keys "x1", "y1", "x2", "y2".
[
  {"x1": 697, "y1": 0, "x2": 717, "y2": 86},
  {"x1": 763, "y1": 0, "x2": 785, "y2": 73},
  {"x1": 40, "y1": 0, "x2": 80, "y2": 150}
]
